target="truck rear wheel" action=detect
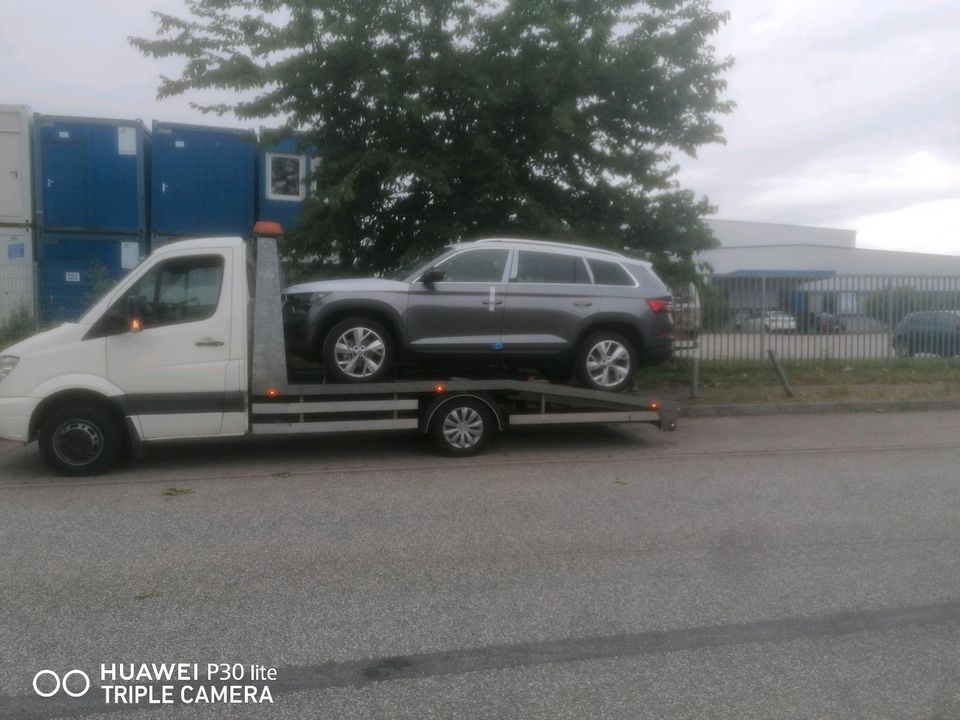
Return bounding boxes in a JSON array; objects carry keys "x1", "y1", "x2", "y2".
[
  {"x1": 430, "y1": 398, "x2": 494, "y2": 456},
  {"x1": 38, "y1": 404, "x2": 125, "y2": 477}
]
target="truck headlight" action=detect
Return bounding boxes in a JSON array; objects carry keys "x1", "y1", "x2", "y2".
[{"x1": 0, "y1": 355, "x2": 19, "y2": 383}]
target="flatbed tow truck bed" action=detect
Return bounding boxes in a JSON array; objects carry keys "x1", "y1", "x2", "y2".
[{"x1": 249, "y1": 232, "x2": 678, "y2": 448}]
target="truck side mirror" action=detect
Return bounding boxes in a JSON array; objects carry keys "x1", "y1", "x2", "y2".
[
  {"x1": 126, "y1": 295, "x2": 145, "y2": 333},
  {"x1": 420, "y1": 268, "x2": 445, "y2": 285}
]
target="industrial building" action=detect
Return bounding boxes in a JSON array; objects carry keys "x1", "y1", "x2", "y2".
[
  {"x1": 698, "y1": 219, "x2": 960, "y2": 329},
  {"x1": 701, "y1": 218, "x2": 960, "y2": 276}
]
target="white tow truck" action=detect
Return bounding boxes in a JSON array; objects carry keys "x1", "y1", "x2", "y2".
[{"x1": 0, "y1": 225, "x2": 678, "y2": 475}]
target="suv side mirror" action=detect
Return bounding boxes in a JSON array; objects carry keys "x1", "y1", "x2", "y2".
[{"x1": 420, "y1": 268, "x2": 445, "y2": 285}]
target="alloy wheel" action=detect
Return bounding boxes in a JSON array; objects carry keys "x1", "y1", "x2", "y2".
[
  {"x1": 333, "y1": 327, "x2": 387, "y2": 378},
  {"x1": 585, "y1": 339, "x2": 632, "y2": 388}
]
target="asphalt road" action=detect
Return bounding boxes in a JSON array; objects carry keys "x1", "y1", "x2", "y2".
[{"x1": 2, "y1": 412, "x2": 960, "y2": 719}]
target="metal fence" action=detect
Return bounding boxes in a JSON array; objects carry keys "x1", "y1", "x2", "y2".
[
  {"x1": 674, "y1": 274, "x2": 960, "y2": 363},
  {"x1": 0, "y1": 261, "x2": 36, "y2": 349}
]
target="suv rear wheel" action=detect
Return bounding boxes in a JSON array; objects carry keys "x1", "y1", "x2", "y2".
[
  {"x1": 322, "y1": 317, "x2": 394, "y2": 383},
  {"x1": 576, "y1": 331, "x2": 637, "y2": 392}
]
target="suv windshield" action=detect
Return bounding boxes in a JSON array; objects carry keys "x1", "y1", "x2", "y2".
[{"x1": 386, "y1": 248, "x2": 450, "y2": 281}]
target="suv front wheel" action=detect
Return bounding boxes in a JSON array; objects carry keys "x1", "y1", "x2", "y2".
[
  {"x1": 576, "y1": 331, "x2": 637, "y2": 393},
  {"x1": 322, "y1": 317, "x2": 394, "y2": 383}
]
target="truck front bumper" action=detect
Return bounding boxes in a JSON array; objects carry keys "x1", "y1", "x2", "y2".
[{"x1": 0, "y1": 396, "x2": 38, "y2": 443}]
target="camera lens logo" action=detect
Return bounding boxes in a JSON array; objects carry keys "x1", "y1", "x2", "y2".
[{"x1": 33, "y1": 669, "x2": 90, "y2": 698}]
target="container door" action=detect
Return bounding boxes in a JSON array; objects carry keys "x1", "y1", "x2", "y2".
[
  {"x1": 0, "y1": 108, "x2": 29, "y2": 224},
  {"x1": 104, "y1": 249, "x2": 234, "y2": 439},
  {"x1": 0, "y1": 228, "x2": 34, "y2": 326},
  {"x1": 41, "y1": 139, "x2": 89, "y2": 229}
]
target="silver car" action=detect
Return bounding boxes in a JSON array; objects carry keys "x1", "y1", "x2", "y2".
[{"x1": 283, "y1": 238, "x2": 674, "y2": 392}]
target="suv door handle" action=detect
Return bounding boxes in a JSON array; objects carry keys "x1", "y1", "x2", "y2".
[
  {"x1": 574, "y1": 301, "x2": 593, "y2": 307},
  {"x1": 195, "y1": 338, "x2": 225, "y2": 347},
  {"x1": 481, "y1": 300, "x2": 503, "y2": 305}
]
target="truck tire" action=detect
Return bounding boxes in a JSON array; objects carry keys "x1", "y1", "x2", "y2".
[
  {"x1": 575, "y1": 331, "x2": 636, "y2": 392},
  {"x1": 430, "y1": 398, "x2": 494, "y2": 456},
  {"x1": 322, "y1": 317, "x2": 394, "y2": 383},
  {"x1": 38, "y1": 404, "x2": 125, "y2": 477}
]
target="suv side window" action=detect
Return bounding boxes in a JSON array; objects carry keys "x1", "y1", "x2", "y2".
[
  {"x1": 437, "y1": 249, "x2": 509, "y2": 282},
  {"x1": 588, "y1": 259, "x2": 635, "y2": 286},
  {"x1": 122, "y1": 255, "x2": 225, "y2": 328},
  {"x1": 515, "y1": 251, "x2": 590, "y2": 284}
]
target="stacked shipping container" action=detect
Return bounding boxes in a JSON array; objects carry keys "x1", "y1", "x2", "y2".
[
  {"x1": 1, "y1": 111, "x2": 314, "y2": 329},
  {"x1": 32, "y1": 115, "x2": 150, "y2": 322},
  {"x1": 0, "y1": 105, "x2": 35, "y2": 328},
  {"x1": 151, "y1": 122, "x2": 257, "y2": 246}
]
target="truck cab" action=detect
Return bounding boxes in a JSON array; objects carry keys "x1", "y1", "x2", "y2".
[{"x1": 0, "y1": 237, "x2": 251, "y2": 472}]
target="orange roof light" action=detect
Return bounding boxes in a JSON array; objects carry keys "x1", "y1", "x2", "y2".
[
  {"x1": 253, "y1": 221, "x2": 284, "y2": 237},
  {"x1": 265, "y1": 387, "x2": 280, "y2": 398}
]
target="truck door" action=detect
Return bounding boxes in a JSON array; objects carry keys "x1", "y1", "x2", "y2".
[{"x1": 105, "y1": 250, "x2": 234, "y2": 439}]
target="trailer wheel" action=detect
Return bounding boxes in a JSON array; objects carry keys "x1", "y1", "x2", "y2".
[
  {"x1": 322, "y1": 317, "x2": 394, "y2": 383},
  {"x1": 430, "y1": 398, "x2": 494, "y2": 456},
  {"x1": 38, "y1": 404, "x2": 125, "y2": 477}
]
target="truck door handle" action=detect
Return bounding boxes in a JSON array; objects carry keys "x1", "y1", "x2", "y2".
[
  {"x1": 195, "y1": 338, "x2": 224, "y2": 347},
  {"x1": 574, "y1": 301, "x2": 593, "y2": 307},
  {"x1": 481, "y1": 300, "x2": 503, "y2": 306}
]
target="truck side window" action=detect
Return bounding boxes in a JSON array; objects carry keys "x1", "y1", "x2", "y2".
[{"x1": 123, "y1": 256, "x2": 225, "y2": 329}]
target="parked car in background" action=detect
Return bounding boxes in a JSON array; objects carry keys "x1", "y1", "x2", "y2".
[
  {"x1": 733, "y1": 310, "x2": 797, "y2": 333},
  {"x1": 283, "y1": 238, "x2": 675, "y2": 392},
  {"x1": 814, "y1": 312, "x2": 846, "y2": 334},
  {"x1": 671, "y1": 282, "x2": 701, "y2": 349},
  {"x1": 893, "y1": 311, "x2": 960, "y2": 357}
]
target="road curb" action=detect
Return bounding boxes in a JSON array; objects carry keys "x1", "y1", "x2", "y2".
[{"x1": 679, "y1": 399, "x2": 960, "y2": 418}]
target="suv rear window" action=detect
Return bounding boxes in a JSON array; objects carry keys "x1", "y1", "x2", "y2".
[
  {"x1": 588, "y1": 259, "x2": 634, "y2": 286},
  {"x1": 515, "y1": 251, "x2": 590, "y2": 284}
]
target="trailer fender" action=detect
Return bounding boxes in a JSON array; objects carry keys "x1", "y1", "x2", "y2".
[{"x1": 420, "y1": 392, "x2": 504, "y2": 433}]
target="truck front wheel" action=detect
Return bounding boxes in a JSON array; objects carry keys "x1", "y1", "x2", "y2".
[{"x1": 38, "y1": 404, "x2": 125, "y2": 476}]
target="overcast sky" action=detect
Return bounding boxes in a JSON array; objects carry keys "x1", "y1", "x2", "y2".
[{"x1": 2, "y1": 0, "x2": 958, "y2": 254}]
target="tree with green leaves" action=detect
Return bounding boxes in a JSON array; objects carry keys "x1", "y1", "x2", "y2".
[{"x1": 132, "y1": 0, "x2": 733, "y2": 281}]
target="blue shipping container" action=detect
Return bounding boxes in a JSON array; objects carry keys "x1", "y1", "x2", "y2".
[
  {"x1": 33, "y1": 115, "x2": 149, "y2": 235},
  {"x1": 37, "y1": 232, "x2": 144, "y2": 323},
  {"x1": 258, "y1": 133, "x2": 318, "y2": 233},
  {"x1": 151, "y1": 121, "x2": 256, "y2": 240}
]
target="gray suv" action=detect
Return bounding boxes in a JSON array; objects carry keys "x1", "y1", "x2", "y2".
[{"x1": 283, "y1": 238, "x2": 674, "y2": 392}]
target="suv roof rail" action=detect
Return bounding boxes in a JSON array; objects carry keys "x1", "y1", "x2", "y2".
[{"x1": 471, "y1": 237, "x2": 624, "y2": 258}]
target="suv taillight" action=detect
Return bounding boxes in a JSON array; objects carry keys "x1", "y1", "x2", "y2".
[{"x1": 647, "y1": 299, "x2": 672, "y2": 314}]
